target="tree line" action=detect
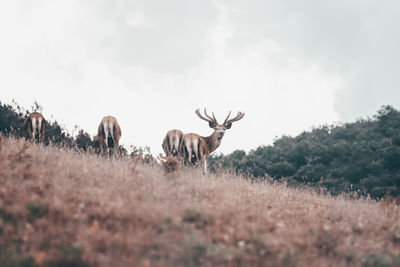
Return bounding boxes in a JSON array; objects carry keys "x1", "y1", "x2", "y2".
[
  {"x1": 209, "y1": 105, "x2": 400, "y2": 198},
  {"x1": 0, "y1": 101, "x2": 152, "y2": 160}
]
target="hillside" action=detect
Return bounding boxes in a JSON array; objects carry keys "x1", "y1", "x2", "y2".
[
  {"x1": 210, "y1": 105, "x2": 400, "y2": 198},
  {"x1": 1, "y1": 136, "x2": 400, "y2": 267}
]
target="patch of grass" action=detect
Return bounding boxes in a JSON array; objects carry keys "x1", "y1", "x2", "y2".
[
  {"x1": 183, "y1": 208, "x2": 213, "y2": 229},
  {"x1": 157, "y1": 216, "x2": 176, "y2": 233},
  {"x1": 314, "y1": 228, "x2": 338, "y2": 255},
  {"x1": 361, "y1": 253, "x2": 397, "y2": 267},
  {"x1": 162, "y1": 155, "x2": 180, "y2": 173},
  {"x1": 26, "y1": 201, "x2": 48, "y2": 222},
  {"x1": 392, "y1": 226, "x2": 400, "y2": 244},
  {"x1": 0, "y1": 244, "x2": 33, "y2": 267},
  {"x1": 183, "y1": 243, "x2": 209, "y2": 267},
  {"x1": 50, "y1": 243, "x2": 89, "y2": 267},
  {"x1": 282, "y1": 249, "x2": 300, "y2": 267},
  {"x1": 0, "y1": 207, "x2": 16, "y2": 224},
  {"x1": 183, "y1": 208, "x2": 202, "y2": 223},
  {"x1": 1, "y1": 137, "x2": 400, "y2": 266}
]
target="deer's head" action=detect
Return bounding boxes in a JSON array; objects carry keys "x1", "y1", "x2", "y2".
[{"x1": 195, "y1": 108, "x2": 245, "y2": 140}]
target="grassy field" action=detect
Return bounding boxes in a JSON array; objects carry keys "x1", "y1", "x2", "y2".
[{"x1": 0, "y1": 135, "x2": 399, "y2": 267}]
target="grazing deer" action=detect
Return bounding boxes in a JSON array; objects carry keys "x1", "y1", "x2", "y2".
[
  {"x1": 182, "y1": 108, "x2": 244, "y2": 173},
  {"x1": 162, "y1": 129, "x2": 184, "y2": 158},
  {"x1": 97, "y1": 116, "x2": 121, "y2": 157},
  {"x1": 24, "y1": 112, "x2": 46, "y2": 143}
]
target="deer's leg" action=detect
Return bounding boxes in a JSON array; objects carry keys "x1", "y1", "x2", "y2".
[
  {"x1": 102, "y1": 139, "x2": 108, "y2": 157},
  {"x1": 114, "y1": 139, "x2": 119, "y2": 158},
  {"x1": 27, "y1": 130, "x2": 33, "y2": 142},
  {"x1": 185, "y1": 143, "x2": 192, "y2": 165},
  {"x1": 202, "y1": 156, "x2": 208, "y2": 174},
  {"x1": 192, "y1": 140, "x2": 199, "y2": 165},
  {"x1": 39, "y1": 130, "x2": 45, "y2": 143},
  {"x1": 31, "y1": 120, "x2": 37, "y2": 142}
]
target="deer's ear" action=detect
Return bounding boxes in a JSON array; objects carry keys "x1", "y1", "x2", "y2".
[
  {"x1": 224, "y1": 123, "x2": 232, "y2": 129},
  {"x1": 209, "y1": 122, "x2": 217, "y2": 128}
]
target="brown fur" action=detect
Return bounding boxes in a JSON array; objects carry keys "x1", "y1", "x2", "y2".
[
  {"x1": 24, "y1": 112, "x2": 46, "y2": 143},
  {"x1": 162, "y1": 129, "x2": 183, "y2": 158},
  {"x1": 97, "y1": 116, "x2": 121, "y2": 157}
]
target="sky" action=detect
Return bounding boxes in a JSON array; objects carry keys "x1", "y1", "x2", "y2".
[{"x1": 1, "y1": 0, "x2": 400, "y2": 155}]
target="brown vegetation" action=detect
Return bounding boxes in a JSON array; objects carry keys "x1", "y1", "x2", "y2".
[{"x1": 0, "y1": 135, "x2": 399, "y2": 266}]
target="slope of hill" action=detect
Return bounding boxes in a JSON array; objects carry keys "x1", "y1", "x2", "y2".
[
  {"x1": 210, "y1": 105, "x2": 400, "y2": 198},
  {"x1": 1, "y1": 136, "x2": 399, "y2": 267}
]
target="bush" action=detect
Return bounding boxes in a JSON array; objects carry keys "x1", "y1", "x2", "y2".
[{"x1": 210, "y1": 105, "x2": 400, "y2": 198}]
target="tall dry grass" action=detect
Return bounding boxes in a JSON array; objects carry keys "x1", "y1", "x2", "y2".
[{"x1": 0, "y1": 135, "x2": 399, "y2": 267}]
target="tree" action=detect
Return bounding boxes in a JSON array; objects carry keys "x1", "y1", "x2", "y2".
[{"x1": 210, "y1": 105, "x2": 400, "y2": 198}]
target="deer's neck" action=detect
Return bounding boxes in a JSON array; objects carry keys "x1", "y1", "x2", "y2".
[{"x1": 205, "y1": 131, "x2": 223, "y2": 153}]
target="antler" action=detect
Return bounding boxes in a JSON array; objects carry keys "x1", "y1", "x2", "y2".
[
  {"x1": 223, "y1": 111, "x2": 231, "y2": 125},
  {"x1": 204, "y1": 109, "x2": 217, "y2": 122},
  {"x1": 195, "y1": 108, "x2": 218, "y2": 124},
  {"x1": 224, "y1": 111, "x2": 245, "y2": 125}
]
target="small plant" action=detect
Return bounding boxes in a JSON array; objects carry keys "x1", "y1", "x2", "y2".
[
  {"x1": 161, "y1": 155, "x2": 180, "y2": 173},
  {"x1": 0, "y1": 250, "x2": 33, "y2": 267},
  {"x1": 50, "y1": 243, "x2": 89, "y2": 267},
  {"x1": 361, "y1": 253, "x2": 395, "y2": 267},
  {"x1": 314, "y1": 228, "x2": 338, "y2": 255},
  {"x1": 183, "y1": 243, "x2": 208, "y2": 267},
  {"x1": 183, "y1": 208, "x2": 202, "y2": 223},
  {"x1": 26, "y1": 201, "x2": 49, "y2": 222},
  {"x1": 0, "y1": 207, "x2": 16, "y2": 225},
  {"x1": 0, "y1": 241, "x2": 34, "y2": 267},
  {"x1": 183, "y1": 208, "x2": 213, "y2": 229}
]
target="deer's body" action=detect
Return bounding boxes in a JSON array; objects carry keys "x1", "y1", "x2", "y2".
[
  {"x1": 97, "y1": 116, "x2": 121, "y2": 157},
  {"x1": 24, "y1": 112, "x2": 46, "y2": 143},
  {"x1": 182, "y1": 109, "x2": 244, "y2": 173},
  {"x1": 182, "y1": 131, "x2": 222, "y2": 164},
  {"x1": 162, "y1": 129, "x2": 183, "y2": 157}
]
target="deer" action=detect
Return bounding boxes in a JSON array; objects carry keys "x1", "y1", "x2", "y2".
[
  {"x1": 162, "y1": 129, "x2": 184, "y2": 158},
  {"x1": 24, "y1": 112, "x2": 46, "y2": 143},
  {"x1": 97, "y1": 116, "x2": 121, "y2": 157},
  {"x1": 182, "y1": 108, "x2": 244, "y2": 173}
]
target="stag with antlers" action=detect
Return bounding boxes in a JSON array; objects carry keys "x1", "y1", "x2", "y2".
[
  {"x1": 97, "y1": 116, "x2": 121, "y2": 157},
  {"x1": 24, "y1": 112, "x2": 46, "y2": 143},
  {"x1": 182, "y1": 108, "x2": 244, "y2": 173}
]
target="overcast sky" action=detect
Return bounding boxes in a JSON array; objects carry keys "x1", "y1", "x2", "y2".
[{"x1": 1, "y1": 0, "x2": 400, "y2": 155}]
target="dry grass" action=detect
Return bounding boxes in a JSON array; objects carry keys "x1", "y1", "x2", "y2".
[{"x1": 0, "y1": 135, "x2": 399, "y2": 267}]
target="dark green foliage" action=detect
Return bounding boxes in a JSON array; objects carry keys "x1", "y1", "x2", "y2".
[
  {"x1": 44, "y1": 120, "x2": 75, "y2": 147},
  {"x1": 26, "y1": 201, "x2": 49, "y2": 222},
  {"x1": 52, "y1": 243, "x2": 89, "y2": 267},
  {"x1": 210, "y1": 105, "x2": 400, "y2": 198},
  {"x1": 0, "y1": 100, "x2": 149, "y2": 161},
  {"x1": 75, "y1": 129, "x2": 93, "y2": 151},
  {"x1": 0, "y1": 101, "x2": 26, "y2": 138},
  {"x1": 361, "y1": 253, "x2": 400, "y2": 267},
  {"x1": 183, "y1": 243, "x2": 208, "y2": 267},
  {"x1": 0, "y1": 101, "x2": 94, "y2": 149},
  {"x1": 183, "y1": 208, "x2": 203, "y2": 223},
  {"x1": 0, "y1": 248, "x2": 33, "y2": 267}
]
